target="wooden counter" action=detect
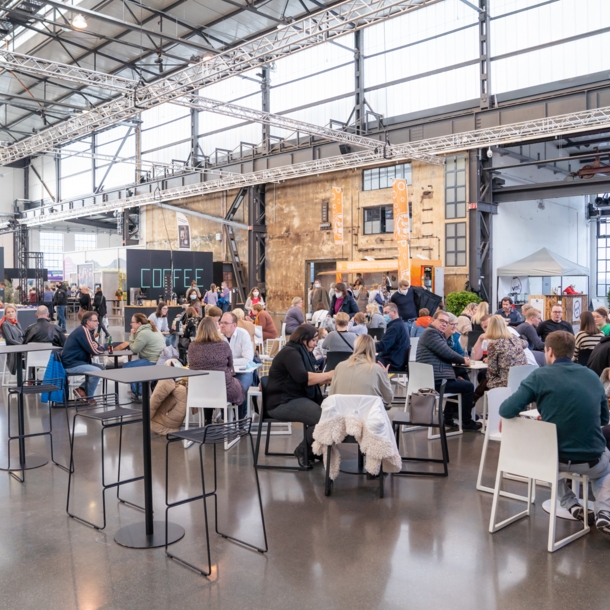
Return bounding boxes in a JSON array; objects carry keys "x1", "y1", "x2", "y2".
[{"x1": 528, "y1": 294, "x2": 586, "y2": 325}]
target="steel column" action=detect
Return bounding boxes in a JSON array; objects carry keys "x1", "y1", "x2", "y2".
[
  {"x1": 479, "y1": 0, "x2": 491, "y2": 110},
  {"x1": 247, "y1": 185, "x2": 266, "y2": 293},
  {"x1": 261, "y1": 67, "x2": 271, "y2": 152}
]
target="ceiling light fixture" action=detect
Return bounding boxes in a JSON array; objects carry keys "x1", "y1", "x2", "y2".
[{"x1": 72, "y1": 14, "x2": 87, "y2": 30}]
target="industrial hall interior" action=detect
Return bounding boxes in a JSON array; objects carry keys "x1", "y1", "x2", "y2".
[{"x1": 2, "y1": 0, "x2": 610, "y2": 608}]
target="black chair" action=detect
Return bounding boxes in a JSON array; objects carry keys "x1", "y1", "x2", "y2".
[
  {"x1": 324, "y1": 351, "x2": 351, "y2": 372},
  {"x1": 6, "y1": 377, "x2": 65, "y2": 482},
  {"x1": 577, "y1": 349, "x2": 593, "y2": 366},
  {"x1": 368, "y1": 328, "x2": 385, "y2": 340},
  {"x1": 165, "y1": 418, "x2": 268, "y2": 577},
  {"x1": 467, "y1": 330, "x2": 484, "y2": 354},
  {"x1": 254, "y1": 376, "x2": 311, "y2": 471},
  {"x1": 391, "y1": 380, "x2": 449, "y2": 477},
  {"x1": 324, "y1": 442, "x2": 385, "y2": 498},
  {"x1": 66, "y1": 394, "x2": 144, "y2": 530}
]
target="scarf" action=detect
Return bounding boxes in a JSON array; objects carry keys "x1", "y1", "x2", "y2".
[
  {"x1": 0, "y1": 316, "x2": 18, "y2": 330},
  {"x1": 290, "y1": 340, "x2": 323, "y2": 404}
]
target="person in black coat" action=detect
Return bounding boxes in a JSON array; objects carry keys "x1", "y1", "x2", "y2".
[
  {"x1": 53, "y1": 282, "x2": 68, "y2": 332},
  {"x1": 93, "y1": 287, "x2": 109, "y2": 339},
  {"x1": 329, "y1": 282, "x2": 359, "y2": 319},
  {"x1": 23, "y1": 305, "x2": 66, "y2": 347},
  {"x1": 588, "y1": 335, "x2": 610, "y2": 377},
  {"x1": 375, "y1": 303, "x2": 410, "y2": 370}
]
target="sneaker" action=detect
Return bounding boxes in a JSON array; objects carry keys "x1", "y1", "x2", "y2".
[
  {"x1": 595, "y1": 510, "x2": 610, "y2": 537},
  {"x1": 568, "y1": 503, "x2": 595, "y2": 526},
  {"x1": 444, "y1": 419, "x2": 459, "y2": 430},
  {"x1": 127, "y1": 391, "x2": 142, "y2": 404},
  {"x1": 462, "y1": 420, "x2": 482, "y2": 431},
  {"x1": 72, "y1": 387, "x2": 87, "y2": 401}
]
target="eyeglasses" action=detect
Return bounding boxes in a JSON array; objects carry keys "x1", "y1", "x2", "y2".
[{"x1": 437, "y1": 319, "x2": 449, "y2": 325}]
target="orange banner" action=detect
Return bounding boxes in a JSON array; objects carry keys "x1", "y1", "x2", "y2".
[
  {"x1": 392, "y1": 179, "x2": 410, "y2": 281},
  {"x1": 331, "y1": 186, "x2": 344, "y2": 245}
]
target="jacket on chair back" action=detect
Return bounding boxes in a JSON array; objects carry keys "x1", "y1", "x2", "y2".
[{"x1": 416, "y1": 326, "x2": 466, "y2": 381}]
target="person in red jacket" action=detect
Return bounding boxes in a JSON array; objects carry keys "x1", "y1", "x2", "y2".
[{"x1": 410, "y1": 308, "x2": 433, "y2": 338}]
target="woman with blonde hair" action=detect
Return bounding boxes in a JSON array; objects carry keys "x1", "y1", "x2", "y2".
[
  {"x1": 485, "y1": 315, "x2": 527, "y2": 389},
  {"x1": 457, "y1": 301, "x2": 479, "y2": 350},
  {"x1": 188, "y1": 316, "x2": 245, "y2": 423},
  {"x1": 366, "y1": 302, "x2": 387, "y2": 330},
  {"x1": 329, "y1": 334, "x2": 393, "y2": 404},
  {"x1": 471, "y1": 301, "x2": 489, "y2": 331},
  {"x1": 0, "y1": 304, "x2": 23, "y2": 374}
]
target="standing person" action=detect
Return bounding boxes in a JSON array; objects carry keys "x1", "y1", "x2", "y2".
[
  {"x1": 219, "y1": 281, "x2": 231, "y2": 313},
  {"x1": 328, "y1": 283, "x2": 336, "y2": 301},
  {"x1": 495, "y1": 296, "x2": 523, "y2": 327},
  {"x1": 390, "y1": 280, "x2": 419, "y2": 335},
  {"x1": 416, "y1": 310, "x2": 480, "y2": 430},
  {"x1": 189, "y1": 317, "x2": 245, "y2": 425},
  {"x1": 53, "y1": 282, "x2": 68, "y2": 332},
  {"x1": 266, "y1": 325, "x2": 333, "y2": 468},
  {"x1": 185, "y1": 281, "x2": 202, "y2": 316},
  {"x1": 537, "y1": 304, "x2": 575, "y2": 340},
  {"x1": 244, "y1": 287, "x2": 265, "y2": 319},
  {"x1": 0, "y1": 305, "x2": 23, "y2": 375},
  {"x1": 285, "y1": 297, "x2": 305, "y2": 335},
  {"x1": 573, "y1": 311, "x2": 603, "y2": 365},
  {"x1": 148, "y1": 302, "x2": 173, "y2": 346},
  {"x1": 62, "y1": 311, "x2": 107, "y2": 399},
  {"x1": 203, "y1": 284, "x2": 219, "y2": 307},
  {"x1": 78, "y1": 286, "x2": 92, "y2": 320},
  {"x1": 499, "y1": 331, "x2": 610, "y2": 537},
  {"x1": 593, "y1": 307, "x2": 610, "y2": 336},
  {"x1": 330, "y1": 282, "x2": 359, "y2": 319},
  {"x1": 43, "y1": 285, "x2": 54, "y2": 320},
  {"x1": 115, "y1": 314, "x2": 166, "y2": 402},
  {"x1": 93, "y1": 287, "x2": 109, "y2": 339},
  {"x1": 382, "y1": 274, "x2": 392, "y2": 291},
  {"x1": 311, "y1": 280, "x2": 330, "y2": 312},
  {"x1": 253, "y1": 303, "x2": 277, "y2": 340},
  {"x1": 23, "y1": 305, "x2": 65, "y2": 347},
  {"x1": 219, "y1": 312, "x2": 254, "y2": 418},
  {"x1": 353, "y1": 283, "x2": 369, "y2": 313},
  {"x1": 375, "y1": 303, "x2": 409, "y2": 370}
]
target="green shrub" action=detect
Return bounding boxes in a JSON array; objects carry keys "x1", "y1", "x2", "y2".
[{"x1": 445, "y1": 291, "x2": 481, "y2": 317}]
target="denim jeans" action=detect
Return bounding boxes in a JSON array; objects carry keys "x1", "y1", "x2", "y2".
[
  {"x1": 122, "y1": 358, "x2": 155, "y2": 396},
  {"x1": 65, "y1": 363, "x2": 104, "y2": 397},
  {"x1": 57, "y1": 305, "x2": 66, "y2": 331},
  {"x1": 404, "y1": 319, "x2": 416, "y2": 336},
  {"x1": 559, "y1": 449, "x2": 610, "y2": 515},
  {"x1": 234, "y1": 371, "x2": 254, "y2": 419}
]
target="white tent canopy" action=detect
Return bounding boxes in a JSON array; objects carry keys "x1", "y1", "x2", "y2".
[{"x1": 497, "y1": 248, "x2": 589, "y2": 277}]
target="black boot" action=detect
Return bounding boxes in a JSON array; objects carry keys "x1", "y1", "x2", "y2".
[{"x1": 294, "y1": 445, "x2": 312, "y2": 469}]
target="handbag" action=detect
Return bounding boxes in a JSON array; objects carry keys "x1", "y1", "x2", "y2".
[
  {"x1": 77, "y1": 307, "x2": 87, "y2": 320},
  {"x1": 408, "y1": 388, "x2": 439, "y2": 426}
]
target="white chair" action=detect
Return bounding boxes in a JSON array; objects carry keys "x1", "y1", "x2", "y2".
[
  {"x1": 253, "y1": 325, "x2": 264, "y2": 351},
  {"x1": 507, "y1": 364, "x2": 538, "y2": 394},
  {"x1": 1, "y1": 357, "x2": 17, "y2": 387},
  {"x1": 25, "y1": 349, "x2": 53, "y2": 381},
  {"x1": 409, "y1": 337, "x2": 419, "y2": 361},
  {"x1": 476, "y1": 387, "x2": 535, "y2": 503},
  {"x1": 280, "y1": 322, "x2": 287, "y2": 346},
  {"x1": 246, "y1": 385, "x2": 293, "y2": 436},
  {"x1": 184, "y1": 372, "x2": 239, "y2": 451},
  {"x1": 489, "y1": 416, "x2": 590, "y2": 553}
]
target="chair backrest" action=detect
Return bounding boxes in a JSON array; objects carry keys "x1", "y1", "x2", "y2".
[
  {"x1": 507, "y1": 364, "x2": 538, "y2": 394},
  {"x1": 280, "y1": 322, "x2": 286, "y2": 339},
  {"x1": 467, "y1": 330, "x2": 483, "y2": 353},
  {"x1": 186, "y1": 371, "x2": 228, "y2": 409},
  {"x1": 26, "y1": 349, "x2": 53, "y2": 369},
  {"x1": 202, "y1": 418, "x2": 251, "y2": 444},
  {"x1": 497, "y1": 416, "x2": 559, "y2": 483},
  {"x1": 406, "y1": 362, "x2": 435, "y2": 397},
  {"x1": 325, "y1": 351, "x2": 351, "y2": 372},
  {"x1": 368, "y1": 328, "x2": 384, "y2": 340},
  {"x1": 409, "y1": 337, "x2": 419, "y2": 361},
  {"x1": 577, "y1": 348, "x2": 593, "y2": 366},
  {"x1": 485, "y1": 387, "x2": 513, "y2": 439}
]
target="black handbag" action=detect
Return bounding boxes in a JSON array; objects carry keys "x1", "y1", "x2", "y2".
[{"x1": 408, "y1": 388, "x2": 439, "y2": 425}]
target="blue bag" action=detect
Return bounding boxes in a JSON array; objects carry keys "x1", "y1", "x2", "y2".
[{"x1": 41, "y1": 351, "x2": 67, "y2": 404}]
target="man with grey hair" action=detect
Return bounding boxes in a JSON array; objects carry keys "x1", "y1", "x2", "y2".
[{"x1": 23, "y1": 305, "x2": 66, "y2": 347}]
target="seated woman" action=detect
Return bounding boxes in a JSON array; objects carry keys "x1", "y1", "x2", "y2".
[
  {"x1": 253, "y1": 303, "x2": 277, "y2": 340},
  {"x1": 148, "y1": 302, "x2": 173, "y2": 346},
  {"x1": 348, "y1": 312, "x2": 368, "y2": 336},
  {"x1": 329, "y1": 334, "x2": 393, "y2": 405},
  {"x1": 266, "y1": 324, "x2": 333, "y2": 468},
  {"x1": 189, "y1": 316, "x2": 245, "y2": 424},
  {"x1": 0, "y1": 305, "x2": 23, "y2": 375},
  {"x1": 322, "y1": 312, "x2": 356, "y2": 352},
  {"x1": 444, "y1": 313, "x2": 464, "y2": 356},
  {"x1": 593, "y1": 307, "x2": 610, "y2": 336},
  {"x1": 366, "y1": 303, "x2": 386, "y2": 330},
  {"x1": 285, "y1": 297, "x2": 305, "y2": 335},
  {"x1": 232, "y1": 308, "x2": 255, "y2": 344},
  {"x1": 116, "y1": 313, "x2": 166, "y2": 401},
  {"x1": 573, "y1": 311, "x2": 603, "y2": 364}
]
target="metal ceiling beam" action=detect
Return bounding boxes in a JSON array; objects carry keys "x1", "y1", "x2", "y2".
[
  {"x1": 157, "y1": 202, "x2": 249, "y2": 230},
  {"x1": 65, "y1": 217, "x2": 114, "y2": 229},
  {"x1": 494, "y1": 177, "x2": 610, "y2": 203},
  {"x1": 0, "y1": 0, "x2": 442, "y2": 164}
]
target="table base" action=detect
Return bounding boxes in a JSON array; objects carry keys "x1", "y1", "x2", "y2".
[
  {"x1": 541, "y1": 499, "x2": 595, "y2": 521},
  {"x1": 0, "y1": 454, "x2": 48, "y2": 471},
  {"x1": 114, "y1": 521, "x2": 185, "y2": 549},
  {"x1": 340, "y1": 458, "x2": 367, "y2": 475}
]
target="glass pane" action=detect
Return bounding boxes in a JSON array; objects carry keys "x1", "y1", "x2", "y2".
[
  {"x1": 456, "y1": 186, "x2": 466, "y2": 203},
  {"x1": 456, "y1": 170, "x2": 466, "y2": 187},
  {"x1": 371, "y1": 170, "x2": 379, "y2": 190},
  {"x1": 447, "y1": 157, "x2": 456, "y2": 171},
  {"x1": 446, "y1": 189, "x2": 455, "y2": 203},
  {"x1": 601, "y1": 261, "x2": 607, "y2": 273},
  {"x1": 457, "y1": 237, "x2": 466, "y2": 251},
  {"x1": 395, "y1": 164, "x2": 404, "y2": 179},
  {"x1": 598, "y1": 285, "x2": 605, "y2": 297},
  {"x1": 447, "y1": 238, "x2": 456, "y2": 252},
  {"x1": 379, "y1": 167, "x2": 388, "y2": 189},
  {"x1": 446, "y1": 223, "x2": 455, "y2": 237},
  {"x1": 446, "y1": 253, "x2": 456, "y2": 266},
  {"x1": 364, "y1": 221, "x2": 373, "y2": 235},
  {"x1": 385, "y1": 218, "x2": 394, "y2": 233},
  {"x1": 457, "y1": 222, "x2": 466, "y2": 237},
  {"x1": 446, "y1": 204, "x2": 456, "y2": 219},
  {"x1": 446, "y1": 172, "x2": 455, "y2": 187},
  {"x1": 363, "y1": 171, "x2": 372, "y2": 191},
  {"x1": 405, "y1": 164, "x2": 412, "y2": 185},
  {"x1": 456, "y1": 203, "x2": 466, "y2": 218},
  {"x1": 457, "y1": 253, "x2": 466, "y2": 266},
  {"x1": 456, "y1": 156, "x2": 466, "y2": 170}
]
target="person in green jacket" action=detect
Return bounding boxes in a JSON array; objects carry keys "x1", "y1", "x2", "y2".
[
  {"x1": 117, "y1": 313, "x2": 167, "y2": 402},
  {"x1": 593, "y1": 307, "x2": 610, "y2": 336},
  {"x1": 499, "y1": 330, "x2": 610, "y2": 538}
]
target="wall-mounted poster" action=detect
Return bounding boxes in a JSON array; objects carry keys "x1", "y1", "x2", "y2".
[
  {"x1": 77, "y1": 263, "x2": 93, "y2": 290},
  {"x1": 176, "y1": 212, "x2": 191, "y2": 251}
]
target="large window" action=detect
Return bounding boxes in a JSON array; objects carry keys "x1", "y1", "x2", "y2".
[
  {"x1": 363, "y1": 163, "x2": 412, "y2": 191},
  {"x1": 363, "y1": 206, "x2": 394, "y2": 235},
  {"x1": 597, "y1": 221, "x2": 610, "y2": 297},
  {"x1": 39, "y1": 232, "x2": 64, "y2": 279},
  {"x1": 445, "y1": 222, "x2": 466, "y2": 267},
  {"x1": 445, "y1": 155, "x2": 467, "y2": 219},
  {"x1": 74, "y1": 233, "x2": 97, "y2": 251}
]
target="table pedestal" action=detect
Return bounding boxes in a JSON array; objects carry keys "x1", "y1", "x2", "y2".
[{"x1": 114, "y1": 521, "x2": 185, "y2": 549}]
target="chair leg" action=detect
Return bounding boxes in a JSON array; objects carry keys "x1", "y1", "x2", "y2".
[
  {"x1": 116, "y1": 419, "x2": 145, "y2": 511},
  {"x1": 549, "y1": 475, "x2": 591, "y2": 552},
  {"x1": 47, "y1": 402, "x2": 72, "y2": 473},
  {"x1": 489, "y1": 470, "x2": 532, "y2": 533},
  {"x1": 476, "y1": 434, "x2": 490, "y2": 492},
  {"x1": 325, "y1": 445, "x2": 332, "y2": 496}
]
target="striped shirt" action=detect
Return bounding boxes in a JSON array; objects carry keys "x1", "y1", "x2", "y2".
[{"x1": 573, "y1": 331, "x2": 603, "y2": 362}]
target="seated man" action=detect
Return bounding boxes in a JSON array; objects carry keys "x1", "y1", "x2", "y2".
[
  {"x1": 220, "y1": 312, "x2": 254, "y2": 418},
  {"x1": 417, "y1": 310, "x2": 480, "y2": 431},
  {"x1": 499, "y1": 331, "x2": 610, "y2": 537},
  {"x1": 375, "y1": 303, "x2": 409, "y2": 370},
  {"x1": 495, "y1": 297, "x2": 523, "y2": 327},
  {"x1": 537, "y1": 304, "x2": 574, "y2": 341},
  {"x1": 23, "y1": 305, "x2": 66, "y2": 347},
  {"x1": 516, "y1": 308, "x2": 545, "y2": 351},
  {"x1": 62, "y1": 311, "x2": 107, "y2": 399}
]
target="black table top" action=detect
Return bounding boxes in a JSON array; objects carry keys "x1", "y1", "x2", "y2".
[
  {"x1": 103, "y1": 350, "x2": 133, "y2": 357},
  {"x1": 0, "y1": 342, "x2": 60, "y2": 354},
  {"x1": 86, "y1": 366, "x2": 208, "y2": 384}
]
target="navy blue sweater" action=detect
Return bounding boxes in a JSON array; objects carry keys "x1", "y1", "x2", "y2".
[
  {"x1": 375, "y1": 317, "x2": 410, "y2": 369},
  {"x1": 62, "y1": 326, "x2": 106, "y2": 369}
]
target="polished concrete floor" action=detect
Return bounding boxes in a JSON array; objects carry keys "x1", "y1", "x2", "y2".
[{"x1": 0, "y1": 323, "x2": 608, "y2": 610}]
